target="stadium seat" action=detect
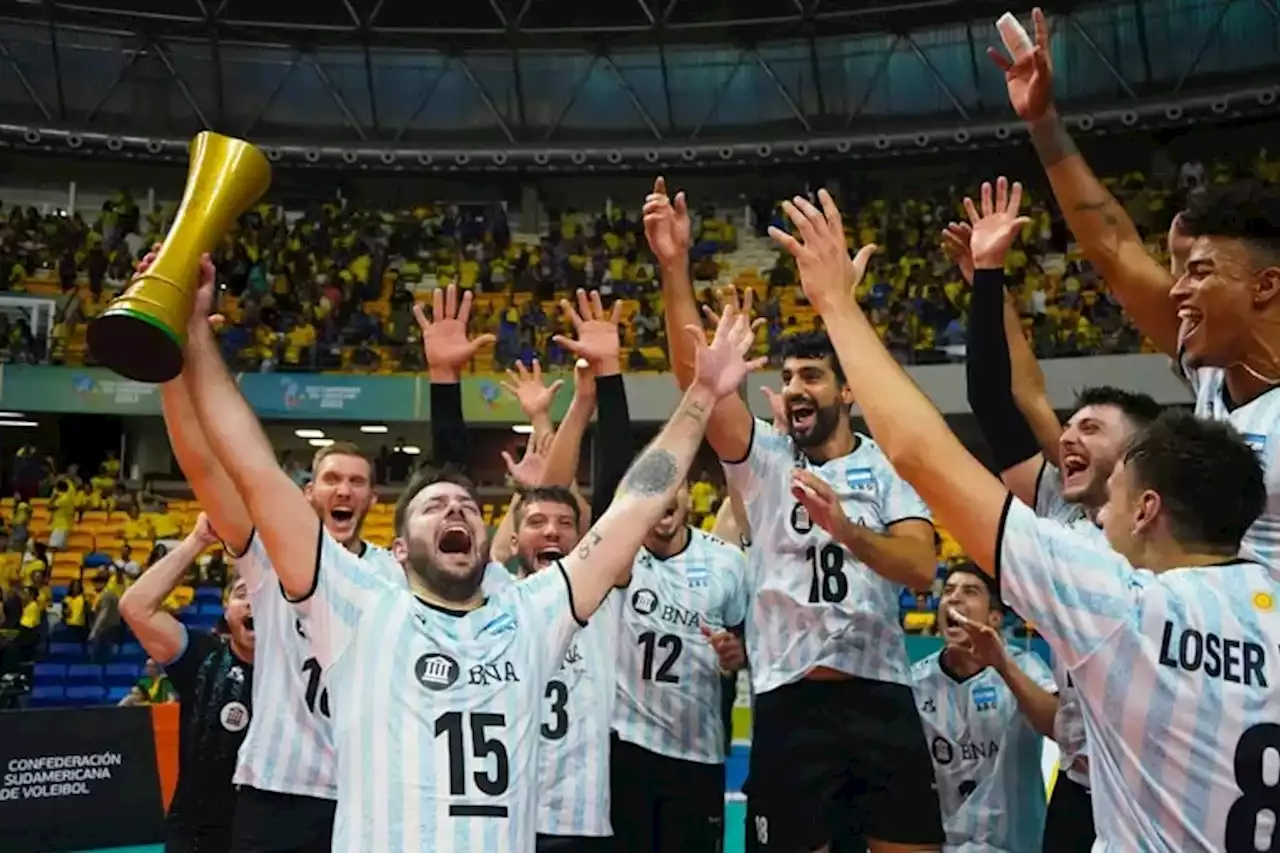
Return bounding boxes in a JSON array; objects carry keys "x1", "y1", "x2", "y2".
[
  {"x1": 117, "y1": 641, "x2": 145, "y2": 661},
  {"x1": 64, "y1": 685, "x2": 106, "y2": 705},
  {"x1": 65, "y1": 664, "x2": 104, "y2": 685},
  {"x1": 33, "y1": 662, "x2": 67, "y2": 681},
  {"x1": 29, "y1": 684, "x2": 66, "y2": 707},
  {"x1": 194, "y1": 586, "x2": 224, "y2": 602},
  {"x1": 106, "y1": 685, "x2": 132, "y2": 703},
  {"x1": 48, "y1": 642, "x2": 85, "y2": 662},
  {"x1": 104, "y1": 663, "x2": 139, "y2": 684}
]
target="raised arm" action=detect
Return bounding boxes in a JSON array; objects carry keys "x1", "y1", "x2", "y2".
[
  {"x1": 950, "y1": 609, "x2": 1058, "y2": 738},
  {"x1": 181, "y1": 257, "x2": 320, "y2": 601},
  {"x1": 551, "y1": 288, "x2": 634, "y2": 522},
  {"x1": 560, "y1": 305, "x2": 766, "y2": 621},
  {"x1": 645, "y1": 177, "x2": 754, "y2": 462},
  {"x1": 119, "y1": 515, "x2": 216, "y2": 664},
  {"x1": 418, "y1": 284, "x2": 497, "y2": 468},
  {"x1": 947, "y1": 181, "x2": 1049, "y2": 507},
  {"x1": 774, "y1": 191, "x2": 1008, "y2": 572},
  {"x1": 992, "y1": 7, "x2": 1178, "y2": 356}
]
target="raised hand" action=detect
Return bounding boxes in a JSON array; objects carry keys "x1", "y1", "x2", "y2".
[
  {"x1": 941, "y1": 221, "x2": 976, "y2": 285},
  {"x1": 964, "y1": 177, "x2": 1032, "y2": 270},
  {"x1": 642, "y1": 176, "x2": 692, "y2": 269},
  {"x1": 136, "y1": 243, "x2": 222, "y2": 333},
  {"x1": 1168, "y1": 211, "x2": 1194, "y2": 279},
  {"x1": 190, "y1": 512, "x2": 220, "y2": 548},
  {"x1": 502, "y1": 432, "x2": 553, "y2": 490},
  {"x1": 789, "y1": 469, "x2": 852, "y2": 539},
  {"x1": 761, "y1": 386, "x2": 788, "y2": 433},
  {"x1": 686, "y1": 303, "x2": 767, "y2": 400},
  {"x1": 414, "y1": 284, "x2": 496, "y2": 380},
  {"x1": 700, "y1": 623, "x2": 747, "y2": 673},
  {"x1": 500, "y1": 359, "x2": 564, "y2": 421},
  {"x1": 945, "y1": 607, "x2": 1008, "y2": 671},
  {"x1": 769, "y1": 189, "x2": 877, "y2": 313},
  {"x1": 989, "y1": 7, "x2": 1054, "y2": 123},
  {"x1": 552, "y1": 289, "x2": 622, "y2": 375}
]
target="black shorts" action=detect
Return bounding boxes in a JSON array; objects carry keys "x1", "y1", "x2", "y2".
[
  {"x1": 165, "y1": 826, "x2": 231, "y2": 853},
  {"x1": 744, "y1": 677, "x2": 944, "y2": 851},
  {"x1": 231, "y1": 786, "x2": 336, "y2": 853},
  {"x1": 1043, "y1": 771, "x2": 1095, "y2": 853},
  {"x1": 610, "y1": 735, "x2": 725, "y2": 853},
  {"x1": 536, "y1": 835, "x2": 614, "y2": 853}
]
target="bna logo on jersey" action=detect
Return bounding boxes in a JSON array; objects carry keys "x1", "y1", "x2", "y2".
[
  {"x1": 632, "y1": 588, "x2": 659, "y2": 615},
  {"x1": 1243, "y1": 433, "x2": 1267, "y2": 457},
  {"x1": 415, "y1": 653, "x2": 460, "y2": 691},
  {"x1": 846, "y1": 468, "x2": 875, "y2": 492}
]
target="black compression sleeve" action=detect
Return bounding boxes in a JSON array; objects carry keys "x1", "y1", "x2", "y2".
[
  {"x1": 965, "y1": 267, "x2": 1043, "y2": 472},
  {"x1": 430, "y1": 381, "x2": 468, "y2": 468},
  {"x1": 590, "y1": 374, "x2": 635, "y2": 523}
]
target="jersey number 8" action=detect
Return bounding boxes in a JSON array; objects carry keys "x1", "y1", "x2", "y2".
[{"x1": 1225, "y1": 722, "x2": 1280, "y2": 852}]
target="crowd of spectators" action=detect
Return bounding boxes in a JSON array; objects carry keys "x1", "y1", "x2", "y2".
[{"x1": 0, "y1": 145, "x2": 1273, "y2": 374}]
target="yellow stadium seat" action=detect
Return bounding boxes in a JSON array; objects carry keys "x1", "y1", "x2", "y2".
[
  {"x1": 903, "y1": 611, "x2": 936, "y2": 632},
  {"x1": 128, "y1": 539, "x2": 155, "y2": 554}
]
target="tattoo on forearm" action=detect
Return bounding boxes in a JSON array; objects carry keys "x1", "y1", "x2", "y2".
[
  {"x1": 576, "y1": 529, "x2": 602, "y2": 560},
  {"x1": 620, "y1": 449, "x2": 679, "y2": 497},
  {"x1": 1028, "y1": 114, "x2": 1079, "y2": 167},
  {"x1": 680, "y1": 398, "x2": 711, "y2": 427},
  {"x1": 1072, "y1": 198, "x2": 1119, "y2": 228}
]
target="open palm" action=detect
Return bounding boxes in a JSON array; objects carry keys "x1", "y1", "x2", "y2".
[
  {"x1": 415, "y1": 284, "x2": 495, "y2": 373},
  {"x1": 642, "y1": 176, "x2": 691, "y2": 267},
  {"x1": 689, "y1": 305, "x2": 767, "y2": 400},
  {"x1": 501, "y1": 359, "x2": 562, "y2": 420},
  {"x1": 989, "y1": 8, "x2": 1054, "y2": 122},
  {"x1": 965, "y1": 177, "x2": 1031, "y2": 269},
  {"x1": 553, "y1": 289, "x2": 621, "y2": 367}
]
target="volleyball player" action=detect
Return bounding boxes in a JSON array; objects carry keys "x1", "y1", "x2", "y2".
[
  {"x1": 647, "y1": 177, "x2": 944, "y2": 853},
  {"x1": 950, "y1": 179, "x2": 1161, "y2": 850},
  {"x1": 782, "y1": 187, "x2": 1280, "y2": 850},
  {"x1": 993, "y1": 8, "x2": 1280, "y2": 566},
  {"x1": 912, "y1": 565, "x2": 1057, "y2": 851},
  {"x1": 180, "y1": 251, "x2": 765, "y2": 852},
  {"x1": 119, "y1": 514, "x2": 254, "y2": 853}
]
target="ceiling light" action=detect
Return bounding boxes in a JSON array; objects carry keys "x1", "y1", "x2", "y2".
[
  {"x1": 0, "y1": 420, "x2": 38, "y2": 428},
  {"x1": 0, "y1": 411, "x2": 25, "y2": 418},
  {"x1": 360, "y1": 425, "x2": 389, "y2": 434},
  {"x1": 295, "y1": 429, "x2": 325, "y2": 439},
  {"x1": 400, "y1": 445, "x2": 422, "y2": 455},
  {"x1": 512, "y1": 424, "x2": 534, "y2": 434},
  {"x1": 308, "y1": 438, "x2": 334, "y2": 447}
]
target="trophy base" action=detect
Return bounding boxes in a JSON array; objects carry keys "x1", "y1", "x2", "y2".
[{"x1": 87, "y1": 308, "x2": 185, "y2": 384}]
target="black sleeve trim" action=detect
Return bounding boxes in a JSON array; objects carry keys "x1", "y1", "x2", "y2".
[
  {"x1": 1032, "y1": 459, "x2": 1049, "y2": 510},
  {"x1": 282, "y1": 522, "x2": 324, "y2": 604},
  {"x1": 591, "y1": 374, "x2": 635, "y2": 524},
  {"x1": 718, "y1": 417, "x2": 756, "y2": 466},
  {"x1": 224, "y1": 527, "x2": 255, "y2": 559},
  {"x1": 430, "y1": 381, "x2": 468, "y2": 467},
  {"x1": 993, "y1": 491, "x2": 1015, "y2": 603},
  {"x1": 885, "y1": 515, "x2": 935, "y2": 530},
  {"x1": 556, "y1": 560, "x2": 589, "y2": 627}
]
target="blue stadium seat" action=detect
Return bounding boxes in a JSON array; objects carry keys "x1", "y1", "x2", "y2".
[
  {"x1": 48, "y1": 642, "x2": 85, "y2": 662},
  {"x1": 178, "y1": 605, "x2": 197, "y2": 618},
  {"x1": 33, "y1": 662, "x2": 67, "y2": 681},
  {"x1": 898, "y1": 589, "x2": 916, "y2": 609},
  {"x1": 51, "y1": 585, "x2": 67, "y2": 600},
  {"x1": 117, "y1": 642, "x2": 145, "y2": 661},
  {"x1": 29, "y1": 684, "x2": 65, "y2": 707},
  {"x1": 106, "y1": 685, "x2": 132, "y2": 703},
  {"x1": 105, "y1": 663, "x2": 139, "y2": 683},
  {"x1": 64, "y1": 685, "x2": 106, "y2": 705},
  {"x1": 198, "y1": 602, "x2": 224, "y2": 616},
  {"x1": 194, "y1": 586, "x2": 223, "y2": 602},
  {"x1": 188, "y1": 616, "x2": 221, "y2": 633},
  {"x1": 65, "y1": 664, "x2": 104, "y2": 685}
]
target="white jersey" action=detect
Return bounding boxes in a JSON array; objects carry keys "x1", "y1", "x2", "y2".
[
  {"x1": 1185, "y1": 364, "x2": 1280, "y2": 570},
  {"x1": 912, "y1": 647, "x2": 1056, "y2": 852},
  {"x1": 305, "y1": 531, "x2": 583, "y2": 853},
  {"x1": 1034, "y1": 462, "x2": 1106, "y2": 788},
  {"x1": 999, "y1": 497, "x2": 1280, "y2": 852},
  {"x1": 613, "y1": 529, "x2": 748, "y2": 763},
  {"x1": 723, "y1": 421, "x2": 931, "y2": 693},
  {"x1": 232, "y1": 533, "x2": 405, "y2": 799}
]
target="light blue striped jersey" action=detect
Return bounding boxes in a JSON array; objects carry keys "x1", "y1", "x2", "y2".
[
  {"x1": 1184, "y1": 363, "x2": 1280, "y2": 571},
  {"x1": 305, "y1": 531, "x2": 583, "y2": 853},
  {"x1": 232, "y1": 533, "x2": 404, "y2": 799},
  {"x1": 912, "y1": 646, "x2": 1056, "y2": 852},
  {"x1": 723, "y1": 420, "x2": 931, "y2": 693},
  {"x1": 613, "y1": 529, "x2": 748, "y2": 763},
  {"x1": 999, "y1": 498, "x2": 1280, "y2": 852},
  {"x1": 1034, "y1": 462, "x2": 1106, "y2": 788}
]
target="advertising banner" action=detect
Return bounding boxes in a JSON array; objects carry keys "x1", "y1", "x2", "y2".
[
  {"x1": 236, "y1": 373, "x2": 420, "y2": 421},
  {"x1": 0, "y1": 705, "x2": 167, "y2": 852},
  {"x1": 0, "y1": 366, "x2": 162, "y2": 415},
  {"x1": 461, "y1": 374, "x2": 574, "y2": 423}
]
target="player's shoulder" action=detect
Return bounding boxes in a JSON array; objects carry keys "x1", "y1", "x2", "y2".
[
  {"x1": 748, "y1": 417, "x2": 795, "y2": 459},
  {"x1": 691, "y1": 528, "x2": 745, "y2": 562},
  {"x1": 1006, "y1": 645, "x2": 1051, "y2": 675},
  {"x1": 911, "y1": 651, "x2": 942, "y2": 682}
]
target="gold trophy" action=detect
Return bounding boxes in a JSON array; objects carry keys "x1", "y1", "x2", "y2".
[{"x1": 87, "y1": 131, "x2": 271, "y2": 383}]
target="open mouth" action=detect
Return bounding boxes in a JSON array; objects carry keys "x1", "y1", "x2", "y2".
[
  {"x1": 536, "y1": 547, "x2": 564, "y2": 567},
  {"x1": 330, "y1": 507, "x2": 355, "y2": 524},
  {"x1": 1177, "y1": 307, "x2": 1203, "y2": 345},
  {"x1": 244, "y1": 616, "x2": 255, "y2": 632},
  {"x1": 438, "y1": 524, "x2": 474, "y2": 555},
  {"x1": 788, "y1": 401, "x2": 816, "y2": 433},
  {"x1": 1061, "y1": 453, "x2": 1089, "y2": 484}
]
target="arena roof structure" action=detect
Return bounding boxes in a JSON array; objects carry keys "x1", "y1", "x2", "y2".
[{"x1": 0, "y1": 0, "x2": 1273, "y2": 170}]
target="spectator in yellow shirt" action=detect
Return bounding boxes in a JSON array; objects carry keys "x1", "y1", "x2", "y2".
[
  {"x1": 689, "y1": 478, "x2": 716, "y2": 518},
  {"x1": 10, "y1": 493, "x2": 30, "y2": 552},
  {"x1": 121, "y1": 506, "x2": 153, "y2": 541},
  {"x1": 20, "y1": 542, "x2": 48, "y2": 588},
  {"x1": 62, "y1": 578, "x2": 88, "y2": 644},
  {"x1": 49, "y1": 478, "x2": 77, "y2": 551}
]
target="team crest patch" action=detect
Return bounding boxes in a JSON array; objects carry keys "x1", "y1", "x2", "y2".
[
  {"x1": 845, "y1": 468, "x2": 875, "y2": 492},
  {"x1": 220, "y1": 701, "x2": 250, "y2": 732},
  {"x1": 1253, "y1": 591, "x2": 1275, "y2": 612},
  {"x1": 414, "y1": 653, "x2": 460, "y2": 691},
  {"x1": 973, "y1": 685, "x2": 998, "y2": 712},
  {"x1": 632, "y1": 588, "x2": 659, "y2": 615},
  {"x1": 1243, "y1": 433, "x2": 1267, "y2": 456}
]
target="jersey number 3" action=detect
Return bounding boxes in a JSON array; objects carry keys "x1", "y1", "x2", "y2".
[
  {"x1": 1225, "y1": 722, "x2": 1280, "y2": 852},
  {"x1": 435, "y1": 711, "x2": 511, "y2": 818},
  {"x1": 541, "y1": 680, "x2": 569, "y2": 740}
]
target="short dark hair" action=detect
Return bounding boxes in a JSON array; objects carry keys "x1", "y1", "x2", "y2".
[
  {"x1": 393, "y1": 465, "x2": 476, "y2": 537},
  {"x1": 1122, "y1": 410, "x2": 1265, "y2": 553},
  {"x1": 943, "y1": 562, "x2": 1001, "y2": 612},
  {"x1": 512, "y1": 486, "x2": 581, "y2": 530},
  {"x1": 1072, "y1": 386, "x2": 1163, "y2": 429},
  {"x1": 1181, "y1": 180, "x2": 1280, "y2": 261},
  {"x1": 778, "y1": 331, "x2": 846, "y2": 384},
  {"x1": 312, "y1": 441, "x2": 373, "y2": 476}
]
